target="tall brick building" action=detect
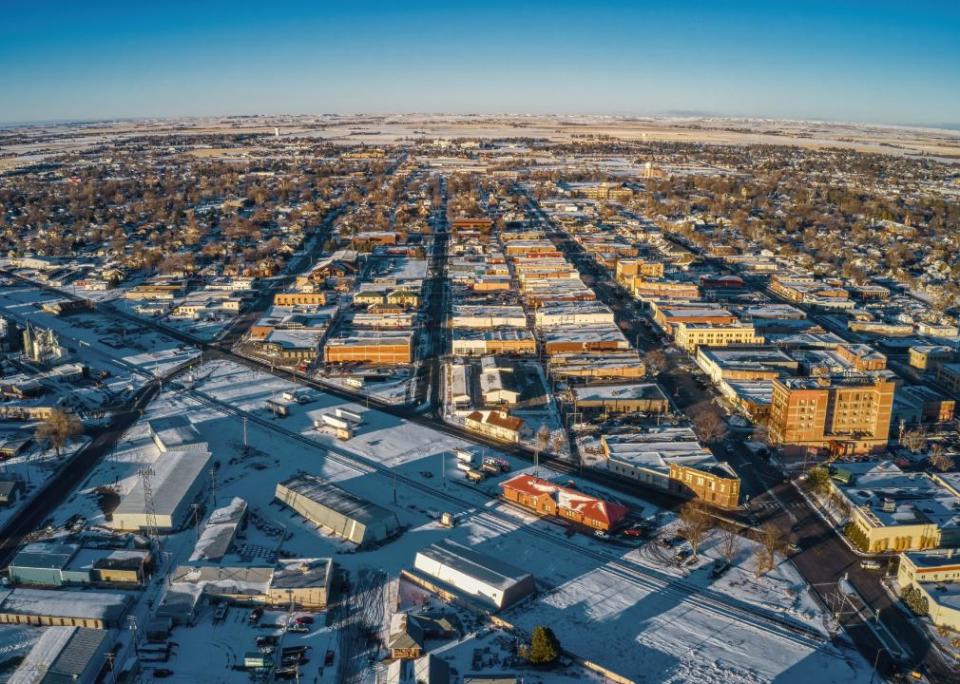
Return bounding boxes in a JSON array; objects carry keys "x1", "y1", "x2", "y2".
[{"x1": 768, "y1": 372, "x2": 898, "y2": 455}]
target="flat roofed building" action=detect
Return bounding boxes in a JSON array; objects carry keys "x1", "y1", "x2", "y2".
[
  {"x1": 450, "y1": 305, "x2": 527, "y2": 329},
  {"x1": 451, "y1": 328, "x2": 537, "y2": 357},
  {"x1": 768, "y1": 373, "x2": 898, "y2": 456},
  {"x1": 695, "y1": 346, "x2": 798, "y2": 383},
  {"x1": 674, "y1": 321, "x2": 764, "y2": 354},
  {"x1": 148, "y1": 415, "x2": 204, "y2": 453},
  {"x1": 413, "y1": 539, "x2": 535, "y2": 610},
  {"x1": 935, "y1": 363, "x2": 960, "y2": 396},
  {"x1": 908, "y1": 345, "x2": 954, "y2": 371},
  {"x1": 548, "y1": 351, "x2": 645, "y2": 381},
  {"x1": 835, "y1": 461, "x2": 960, "y2": 553},
  {"x1": 601, "y1": 429, "x2": 741, "y2": 509},
  {"x1": 275, "y1": 474, "x2": 400, "y2": 546},
  {"x1": 0, "y1": 588, "x2": 131, "y2": 629},
  {"x1": 110, "y1": 448, "x2": 212, "y2": 532},
  {"x1": 571, "y1": 383, "x2": 669, "y2": 414},
  {"x1": 324, "y1": 332, "x2": 413, "y2": 364},
  {"x1": 541, "y1": 323, "x2": 630, "y2": 355}
]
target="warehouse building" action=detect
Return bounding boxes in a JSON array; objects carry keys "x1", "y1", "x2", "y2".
[
  {"x1": 10, "y1": 627, "x2": 112, "y2": 684},
  {"x1": 168, "y1": 558, "x2": 333, "y2": 609},
  {"x1": 7, "y1": 542, "x2": 151, "y2": 587},
  {"x1": 0, "y1": 588, "x2": 131, "y2": 629},
  {"x1": 275, "y1": 474, "x2": 401, "y2": 545},
  {"x1": 148, "y1": 415, "x2": 205, "y2": 453},
  {"x1": 189, "y1": 497, "x2": 247, "y2": 563},
  {"x1": 412, "y1": 540, "x2": 535, "y2": 610},
  {"x1": 110, "y1": 448, "x2": 212, "y2": 532}
]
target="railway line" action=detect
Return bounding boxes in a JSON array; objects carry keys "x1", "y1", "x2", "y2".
[{"x1": 175, "y1": 381, "x2": 833, "y2": 652}]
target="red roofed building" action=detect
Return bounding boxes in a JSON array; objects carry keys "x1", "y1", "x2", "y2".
[{"x1": 500, "y1": 474, "x2": 629, "y2": 531}]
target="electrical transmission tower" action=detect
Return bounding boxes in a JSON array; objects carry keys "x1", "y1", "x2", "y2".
[{"x1": 139, "y1": 466, "x2": 159, "y2": 543}]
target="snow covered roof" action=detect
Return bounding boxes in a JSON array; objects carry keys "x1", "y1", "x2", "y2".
[{"x1": 416, "y1": 540, "x2": 533, "y2": 591}]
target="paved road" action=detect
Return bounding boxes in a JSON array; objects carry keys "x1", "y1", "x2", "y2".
[{"x1": 0, "y1": 365, "x2": 190, "y2": 566}]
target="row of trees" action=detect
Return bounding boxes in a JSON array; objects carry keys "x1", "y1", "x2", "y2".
[{"x1": 678, "y1": 501, "x2": 785, "y2": 578}]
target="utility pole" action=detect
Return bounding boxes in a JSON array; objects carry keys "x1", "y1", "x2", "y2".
[
  {"x1": 242, "y1": 416, "x2": 248, "y2": 450},
  {"x1": 139, "y1": 467, "x2": 158, "y2": 545},
  {"x1": 209, "y1": 464, "x2": 219, "y2": 507}
]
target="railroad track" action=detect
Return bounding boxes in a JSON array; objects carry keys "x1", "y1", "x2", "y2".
[{"x1": 176, "y1": 382, "x2": 831, "y2": 651}]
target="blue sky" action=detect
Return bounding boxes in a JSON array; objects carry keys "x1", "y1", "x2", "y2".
[{"x1": 2, "y1": 1, "x2": 958, "y2": 125}]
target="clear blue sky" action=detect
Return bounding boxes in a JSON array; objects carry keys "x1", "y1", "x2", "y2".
[{"x1": 2, "y1": 1, "x2": 959, "y2": 126}]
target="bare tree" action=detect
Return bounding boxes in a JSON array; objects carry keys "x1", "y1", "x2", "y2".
[
  {"x1": 678, "y1": 501, "x2": 714, "y2": 559},
  {"x1": 643, "y1": 349, "x2": 668, "y2": 377},
  {"x1": 719, "y1": 527, "x2": 740, "y2": 564},
  {"x1": 902, "y1": 427, "x2": 926, "y2": 453},
  {"x1": 535, "y1": 424, "x2": 551, "y2": 477},
  {"x1": 692, "y1": 407, "x2": 728, "y2": 444},
  {"x1": 35, "y1": 409, "x2": 83, "y2": 458},
  {"x1": 755, "y1": 522, "x2": 783, "y2": 577},
  {"x1": 928, "y1": 444, "x2": 953, "y2": 472}
]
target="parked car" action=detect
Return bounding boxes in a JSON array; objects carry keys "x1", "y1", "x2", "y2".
[
  {"x1": 593, "y1": 530, "x2": 609, "y2": 539},
  {"x1": 623, "y1": 527, "x2": 643, "y2": 538},
  {"x1": 294, "y1": 615, "x2": 314, "y2": 625},
  {"x1": 247, "y1": 607, "x2": 263, "y2": 624},
  {"x1": 153, "y1": 669, "x2": 174, "y2": 679},
  {"x1": 287, "y1": 623, "x2": 309, "y2": 633},
  {"x1": 324, "y1": 650, "x2": 335, "y2": 666},
  {"x1": 711, "y1": 558, "x2": 731, "y2": 578}
]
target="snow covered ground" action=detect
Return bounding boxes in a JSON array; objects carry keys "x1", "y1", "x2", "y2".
[
  {"x1": 0, "y1": 283, "x2": 199, "y2": 381},
  {"x1": 5, "y1": 358, "x2": 875, "y2": 683}
]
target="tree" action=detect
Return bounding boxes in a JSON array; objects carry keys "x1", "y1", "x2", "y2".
[
  {"x1": 901, "y1": 585, "x2": 929, "y2": 616},
  {"x1": 534, "y1": 424, "x2": 551, "y2": 477},
  {"x1": 35, "y1": 409, "x2": 83, "y2": 458},
  {"x1": 755, "y1": 522, "x2": 783, "y2": 577},
  {"x1": 928, "y1": 444, "x2": 953, "y2": 472},
  {"x1": 719, "y1": 526, "x2": 740, "y2": 564},
  {"x1": 902, "y1": 427, "x2": 926, "y2": 453},
  {"x1": 643, "y1": 349, "x2": 668, "y2": 377},
  {"x1": 691, "y1": 407, "x2": 728, "y2": 444},
  {"x1": 678, "y1": 501, "x2": 714, "y2": 559},
  {"x1": 526, "y1": 625, "x2": 561, "y2": 665},
  {"x1": 805, "y1": 466, "x2": 832, "y2": 496}
]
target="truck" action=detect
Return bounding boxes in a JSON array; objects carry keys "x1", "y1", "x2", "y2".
[
  {"x1": 455, "y1": 449, "x2": 474, "y2": 465},
  {"x1": 466, "y1": 469, "x2": 485, "y2": 483},
  {"x1": 334, "y1": 407, "x2": 363, "y2": 425},
  {"x1": 316, "y1": 414, "x2": 352, "y2": 441},
  {"x1": 282, "y1": 390, "x2": 310, "y2": 404},
  {"x1": 344, "y1": 376, "x2": 364, "y2": 389},
  {"x1": 455, "y1": 461, "x2": 473, "y2": 473},
  {"x1": 482, "y1": 456, "x2": 510, "y2": 473}
]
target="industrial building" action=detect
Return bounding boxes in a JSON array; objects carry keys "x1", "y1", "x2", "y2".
[
  {"x1": 110, "y1": 448, "x2": 212, "y2": 532},
  {"x1": 147, "y1": 415, "x2": 205, "y2": 453},
  {"x1": 9, "y1": 627, "x2": 112, "y2": 684},
  {"x1": 167, "y1": 557, "x2": 333, "y2": 610},
  {"x1": 7, "y1": 542, "x2": 151, "y2": 587},
  {"x1": 0, "y1": 588, "x2": 131, "y2": 629},
  {"x1": 411, "y1": 539, "x2": 535, "y2": 610},
  {"x1": 275, "y1": 474, "x2": 401, "y2": 545},
  {"x1": 189, "y1": 497, "x2": 247, "y2": 563}
]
